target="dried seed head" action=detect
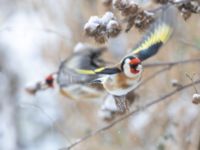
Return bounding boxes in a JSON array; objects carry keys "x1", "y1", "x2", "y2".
[
  {"x1": 113, "y1": 0, "x2": 138, "y2": 16},
  {"x1": 84, "y1": 16, "x2": 101, "y2": 36},
  {"x1": 177, "y1": 0, "x2": 200, "y2": 20},
  {"x1": 101, "y1": 12, "x2": 115, "y2": 25},
  {"x1": 171, "y1": 79, "x2": 178, "y2": 87},
  {"x1": 125, "y1": 10, "x2": 154, "y2": 32},
  {"x1": 171, "y1": 79, "x2": 183, "y2": 88},
  {"x1": 181, "y1": 11, "x2": 192, "y2": 20},
  {"x1": 84, "y1": 12, "x2": 121, "y2": 43},
  {"x1": 129, "y1": 1, "x2": 139, "y2": 13},
  {"x1": 192, "y1": 93, "x2": 200, "y2": 104},
  {"x1": 84, "y1": 22, "x2": 100, "y2": 36},
  {"x1": 107, "y1": 20, "x2": 122, "y2": 37},
  {"x1": 113, "y1": 0, "x2": 129, "y2": 10},
  {"x1": 153, "y1": 0, "x2": 169, "y2": 4},
  {"x1": 102, "y1": 0, "x2": 113, "y2": 7},
  {"x1": 95, "y1": 34, "x2": 107, "y2": 44},
  {"x1": 113, "y1": 0, "x2": 154, "y2": 31}
]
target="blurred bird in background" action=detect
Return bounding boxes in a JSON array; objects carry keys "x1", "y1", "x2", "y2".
[
  {"x1": 75, "y1": 6, "x2": 174, "y2": 112},
  {"x1": 26, "y1": 43, "x2": 107, "y2": 100}
]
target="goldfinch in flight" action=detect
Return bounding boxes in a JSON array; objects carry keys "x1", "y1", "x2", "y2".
[
  {"x1": 26, "y1": 43, "x2": 106, "y2": 100},
  {"x1": 75, "y1": 9, "x2": 174, "y2": 112}
]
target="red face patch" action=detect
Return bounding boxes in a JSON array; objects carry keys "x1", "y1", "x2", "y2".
[
  {"x1": 129, "y1": 58, "x2": 141, "y2": 65},
  {"x1": 129, "y1": 58, "x2": 141, "y2": 74},
  {"x1": 45, "y1": 74, "x2": 54, "y2": 88}
]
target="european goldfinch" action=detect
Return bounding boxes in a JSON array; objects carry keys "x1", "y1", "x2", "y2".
[
  {"x1": 26, "y1": 43, "x2": 106, "y2": 100},
  {"x1": 75, "y1": 9, "x2": 174, "y2": 112}
]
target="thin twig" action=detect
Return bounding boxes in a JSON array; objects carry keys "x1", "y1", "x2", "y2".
[
  {"x1": 185, "y1": 73, "x2": 199, "y2": 93},
  {"x1": 178, "y1": 39, "x2": 200, "y2": 51},
  {"x1": 135, "y1": 65, "x2": 172, "y2": 90},
  {"x1": 143, "y1": 58, "x2": 200, "y2": 68},
  {"x1": 136, "y1": 58, "x2": 200, "y2": 89},
  {"x1": 60, "y1": 79, "x2": 200, "y2": 150}
]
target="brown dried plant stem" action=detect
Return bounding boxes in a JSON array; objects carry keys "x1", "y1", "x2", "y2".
[{"x1": 61, "y1": 79, "x2": 200, "y2": 150}]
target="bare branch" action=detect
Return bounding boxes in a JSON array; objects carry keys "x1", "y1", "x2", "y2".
[
  {"x1": 135, "y1": 66, "x2": 172, "y2": 90},
  {"x1": 185, "y1": 73, "x2": 199, "y2": 93},
  {"x1": 60, "y1": 79, "x2": 200, "y2": 150},
  {"x1": 178, "y1": 38, "x2": 200, "y2": 51},
  {"x1": 143, "y1": 58, "x2": 200, "y2": 68}
]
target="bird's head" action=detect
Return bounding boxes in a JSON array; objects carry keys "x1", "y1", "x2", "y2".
[
  {"x1": 25, "y1": 73, "x2": 57, "y2": 95},
  {"x1": 45, "y1": 73, "x2": 57, "y2": 88},
  {"x1": 121, "y1": 56, "x2": 142, "y2": 78}
]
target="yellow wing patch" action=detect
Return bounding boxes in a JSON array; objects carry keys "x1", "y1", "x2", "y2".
[
  {"x1": 75, "y1": 67, "x2": 105, "y2": 75},
  {"x1": 132, "y1": 23, "x2": 172, "y2": 55}
]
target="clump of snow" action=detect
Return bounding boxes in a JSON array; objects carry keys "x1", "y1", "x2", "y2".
[
  {"x1": 101, "y1": 95, "x2": 118, "y2": 111},
  {"x1": 101, "y1": 12, "x2": 115, "y2": 25},
  {"x1": 98, "y1": 95, "x2": 121, "y2": 121},
  {"x1": 84, "y1": 16, "x2": 100, "y2": 33},
  {"x1": 84, "y1": 11, "x2": 121, "y2": 43}
]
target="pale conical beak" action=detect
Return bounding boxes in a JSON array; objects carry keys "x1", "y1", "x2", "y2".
[{"x1": 136, "y1": 64, "x2": 142, "y2": 71}]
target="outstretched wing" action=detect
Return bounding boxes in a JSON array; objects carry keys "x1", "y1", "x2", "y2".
[
  {"x1": 57, "y1": 46, "x2": 110, "y2": 86},
  {"x1": 132, "y1": 23, "x2": 172, "y2": 61},
  {"x1": 130, "y1": 8, "x2": 174, "y2": 61},
  {"x1": 74, "y1": 66, "x2": 121, "y2": 75},
  {"x1": 57, "y1": 45, "x2": 121, "y2": 86}
]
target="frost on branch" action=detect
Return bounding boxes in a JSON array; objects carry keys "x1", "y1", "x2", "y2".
[
  {"x1": 84, "y1": 12, "x2": 121, "y2": 43},
  {"x1": 192, "y1": 93, "x2": 200, "y2": 104},
  {"x1": 113, "y1": 0, "x2": 155, "y2": 32}
]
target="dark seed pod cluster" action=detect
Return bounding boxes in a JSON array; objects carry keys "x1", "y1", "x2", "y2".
[
  {"x1": 192, "y1": 93, "x2": 200, "y2": 104},
  {"x1": 113, "y1": 0, "x2": 155, "y2": 32},
  {"x1": 84, "y1": 12, "x2": 121, "y2": 43},
  {"x1": 154, "y1": 0, "x2": 200, "y2": 20},
  {"x1": 153, "y1": 0, "x2": 169, "y2": 4},
  {"x1": 102, "y1": 0, "x2": 113, "y2": 7},
  {"x1": 177, "y1": 0, "x2": 200, "y2": 20}
]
